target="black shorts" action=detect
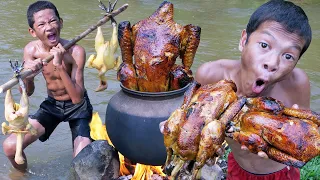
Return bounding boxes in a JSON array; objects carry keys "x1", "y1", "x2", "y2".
[{"x1": 30, "y1": 91, "x2": 93, "y2": 142}]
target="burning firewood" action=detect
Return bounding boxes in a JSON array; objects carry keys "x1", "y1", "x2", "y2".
[{"x1": 89, "y1": 112, "x2": 168, "y2": 180}]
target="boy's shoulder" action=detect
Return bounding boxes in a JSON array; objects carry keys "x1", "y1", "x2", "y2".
[
  {"x1": 60, "y1": 39, "x2": 85, "y2": 55},
  {"x1": 24, "y1": 40, "x2": 40, "y2": 49},
  {"x1": 277, "y1": 67, "x2": 310, "y2": 108},
  {"x1": 291, "y1": 68, "x2": 309, "y2": 83},
  {"x1": 195, "y1": 59, "x2": 240, "y2": 85},
  {"x1": 281, "y1": 67, "x2": 309, "y2": 90},
  {"x1": 23, "y1": 40, "x2": 42, "y2": 58}
]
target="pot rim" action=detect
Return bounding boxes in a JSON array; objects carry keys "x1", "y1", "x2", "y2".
[{"x1": 120, "y1": 83, "x2": 190, "y2": 97}]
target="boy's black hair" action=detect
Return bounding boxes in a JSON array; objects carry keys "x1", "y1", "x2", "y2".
[
  {"x1": 246, "y1": 0, "x2": 312, "y2": 57},
  {"x1": 27, "y1": 1, "x2": 61, "y2": 29}
]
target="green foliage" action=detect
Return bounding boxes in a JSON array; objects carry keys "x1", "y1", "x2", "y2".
[
  {"x1": 300, "y1": 156, "x2": 320, "y2": 180},
  {"x1": 222, "y1": 147, "x2": 231, "y2": 161}
]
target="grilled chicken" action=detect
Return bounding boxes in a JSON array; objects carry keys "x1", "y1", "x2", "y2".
[
  {"x1": 229, "y1": 96, "x2": 320, "y2": 168},
  {"x1": 163, "y1": 84, "x2": 320, "y2": 179},
  {"x1": 117, "y1": 1, "x2": 201, "y2": 92},
  {"x1": 163, "y1": 80, "x2": 245, "y2": 179}
]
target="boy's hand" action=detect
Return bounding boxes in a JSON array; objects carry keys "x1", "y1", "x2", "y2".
[
  {"x1": 240, "y1": 145, "x2": 269, "y2": 159},
  {"x1": 291, "y1": 104, "x2": 299, "y2": 109},
  {"x1": 50, "y1": 43, "x2": 66, "y2": 66},
  {"x1": 159, "y1": 120, "x2": 166, "y2": 134}
]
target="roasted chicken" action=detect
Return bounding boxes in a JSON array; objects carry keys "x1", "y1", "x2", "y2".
[
  {"x1": 228, "y1": 96, "x2": 320, "y2": 168},
  {"x1": 117, "y1": 1, "x2": 200, "y2": 92},
  {"x1": 162, "y1": 80, "x2": 320, "y2": 179},
  {"x1": 2, "y1": 86, "x2": 36, "y2": 164},
  {"x1": 163, "y1": 80, "x2": 245, "y2": 179},
  {"x1": 86, "y1": 19, "x2": 121, "y2": 92}
]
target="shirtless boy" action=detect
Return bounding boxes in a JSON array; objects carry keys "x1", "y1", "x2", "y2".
[
  {"x1": 195, "y1": 0, "x2": 312, "y2": 179},
  {"x1": 2, "y1": 1, "x2": 93, "y2": 172}
]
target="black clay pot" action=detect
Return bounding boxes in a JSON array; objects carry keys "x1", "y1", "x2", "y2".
[{"x1": 105, "y1": 84, "x2": 188, "y2": 165}]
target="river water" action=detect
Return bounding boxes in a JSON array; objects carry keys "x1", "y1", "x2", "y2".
[{"x1": 0, "y1": 0, "x2": 319, "y2": 179}]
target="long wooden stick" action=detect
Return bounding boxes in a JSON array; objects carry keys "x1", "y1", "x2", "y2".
[{"x1": 0, "y1": 3, "x2": 128, "y2": 93}]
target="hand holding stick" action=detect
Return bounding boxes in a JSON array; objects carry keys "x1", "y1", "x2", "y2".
[{"x1": 0, "y1": 2, "x2": 128, "y2": 93}]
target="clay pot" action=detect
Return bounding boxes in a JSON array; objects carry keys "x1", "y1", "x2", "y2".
[{"x1": 105, "y1": 85, "x2": 188, "y2": 165}]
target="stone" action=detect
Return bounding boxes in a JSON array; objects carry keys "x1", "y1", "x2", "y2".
[
  {"x1": 200, "y1": 164, "x2": 224, "y2": 180},
  {"x1": 69, "y1": 140, "x2": 120, "y2": 180}
]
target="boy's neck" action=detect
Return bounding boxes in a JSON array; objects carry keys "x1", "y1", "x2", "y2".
[
  {"x1": 38, "y1": 39, "x2": 64, "y2": 52},
  {"x1": 232, "y1": 67, "x2": 245, "y2": 96},
  {"x1": 37, "y1": 41, "x2": 54, "y2": 52}
]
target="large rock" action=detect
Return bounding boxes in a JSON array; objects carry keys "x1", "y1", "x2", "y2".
[
  {"x1": 200, "y1": 164, "x2": 223, "y2": 180},
  {"x1": 174, "y1": 163, "x2": 223, "y2": 180},
  {"x1": 69, "y1": 140, "x2": 120, "y2": 180}
]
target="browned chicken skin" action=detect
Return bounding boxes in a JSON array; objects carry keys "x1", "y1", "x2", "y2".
[
  {"x1": 163, "y1": 82, "x2": 320, "y2": 179},
  {"x1": 176, "y1": 81, "x2": 238, "y2": 160},
  {"x1": 229, "y1": 96, "x2": 320, "y2": 168},
  {"x1": 117, "y1": 1, "x2": 201, "y2": 92},
  {"x1": 163, "y1": 80, "x2": 246, "y2": 179}
]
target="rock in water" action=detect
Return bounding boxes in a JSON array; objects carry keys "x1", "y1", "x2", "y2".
[{"x1": 70, "y1": 140, "x2": 120, "y2": 180}]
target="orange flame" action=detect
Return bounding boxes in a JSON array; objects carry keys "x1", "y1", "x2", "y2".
[{"x1": 89, "y1": 112, "x2": 166, "y2": 180}]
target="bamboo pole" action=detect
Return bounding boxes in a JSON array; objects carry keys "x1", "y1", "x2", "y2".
[{"x1": 0, "y1": 3, "x2": 128, "y2": 93}]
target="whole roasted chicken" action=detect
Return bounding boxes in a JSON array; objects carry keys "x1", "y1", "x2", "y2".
[
  {"x1": 163, "y1": 80, "x2": 246, "y2": 179},
  {"x1": 117, "y1": 1, "x2": 201, "y2": 92},
  {"x1": 228, "y1": 96, "x2": 320, "y2": 168},
  {"x1": 162, "y1": 80, "x2": 320, "y2": 180}
]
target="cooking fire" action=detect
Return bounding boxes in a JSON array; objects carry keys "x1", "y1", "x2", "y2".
[{"x1": 90, "y1": 112, "x2": 168, "y2": 180}]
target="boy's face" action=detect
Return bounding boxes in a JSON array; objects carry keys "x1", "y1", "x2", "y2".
[
  {"x1": 239, "y1": 21, "x2": 305, "y2": 97},
  {"x1": 29, "y1": 9, "x2": 62, "y2": 48}
]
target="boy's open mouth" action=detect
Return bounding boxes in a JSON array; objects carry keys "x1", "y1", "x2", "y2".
[
  {"x1": 47, "y1": 33, "x2": 57, "y2": 42},
  {"x1": 252, "y1": 78, "x2": 266, "y2": 94}
]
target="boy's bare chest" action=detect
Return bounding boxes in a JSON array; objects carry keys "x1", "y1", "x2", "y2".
[
  {"x1": 268, "y1": 84, "x2": 294, "y2": 107},
  {"x1": 34, "y1": 51, "x2": 73, "y2": 78},
  {"x1": 226, "y1": 138, "x2": 287, "y2": 173},
  {"x1": 42, "y1": 60, "x2": 72, "y2": 79}
]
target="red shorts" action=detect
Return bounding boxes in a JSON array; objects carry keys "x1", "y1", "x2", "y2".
[{"x1": 227, "y1": 152, "x2": 300, "y2": 180}]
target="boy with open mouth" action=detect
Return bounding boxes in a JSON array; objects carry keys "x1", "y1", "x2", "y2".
[
  {"x1": 2, "y1": 1, "x2": 93, "y2": 172},
  {"x1": 195, "y1": 0, "x2": 312, "y2": 179}
]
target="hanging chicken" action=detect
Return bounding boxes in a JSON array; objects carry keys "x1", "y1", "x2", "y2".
[
  {"x1": 86, "y1": 1, "x2": 121, "y2": 92},
  {"x1": 117, "y1": 1, "x2": 200, "y2": 92},
  {"x1": 2, "y1": 61, "x2": 37, "y2": 165}
]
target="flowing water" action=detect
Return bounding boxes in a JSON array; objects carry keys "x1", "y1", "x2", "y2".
[{"x1": 0, "y1": 0, "x2": 319, "y2": 179}]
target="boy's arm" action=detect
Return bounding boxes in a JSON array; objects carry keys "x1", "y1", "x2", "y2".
[
  {"x1": 54, "y1": 44, "x2": 85, "y2": 104},
  {"x1": 22, "y1": 42, "x2": 43, "y2": 96},
  {"x1": 195, "y1": 60, "x2": 226, "y2": 85}
]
